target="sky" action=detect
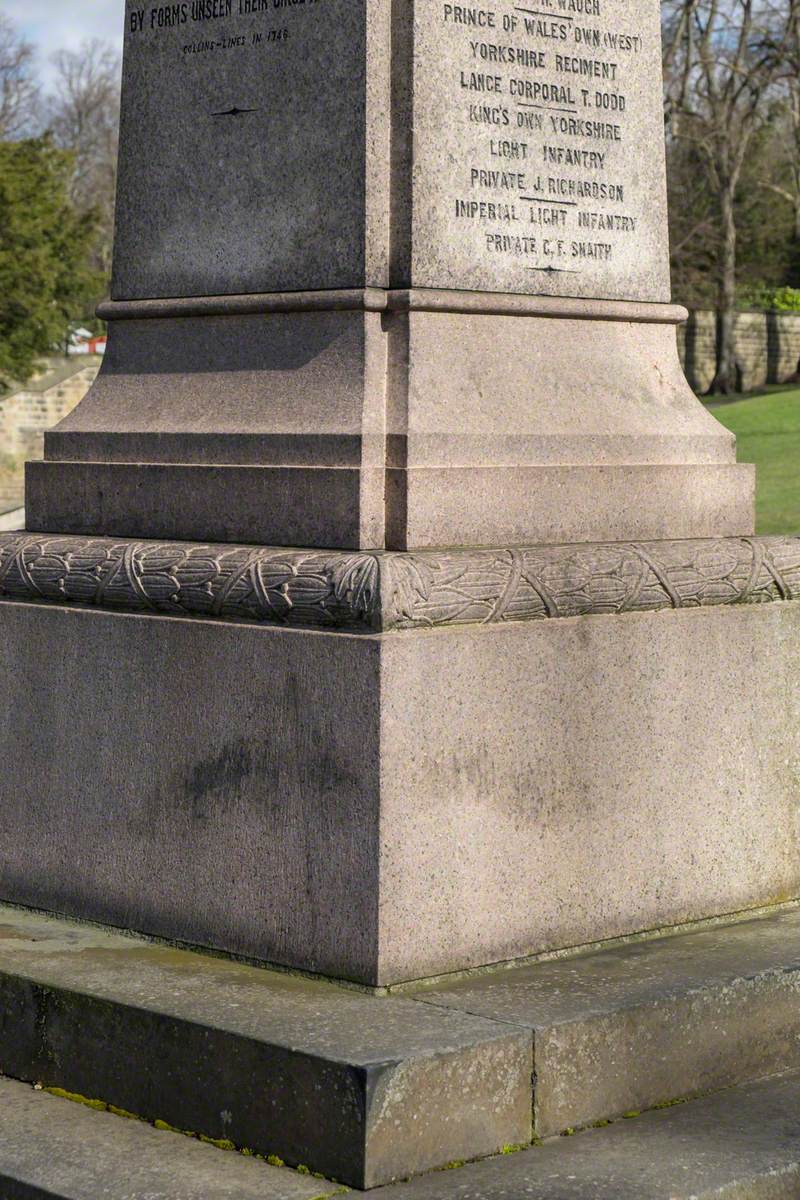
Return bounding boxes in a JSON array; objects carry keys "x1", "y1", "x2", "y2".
[{"x1": 3, "y1": 0, "x2": 124, "y2": 89}]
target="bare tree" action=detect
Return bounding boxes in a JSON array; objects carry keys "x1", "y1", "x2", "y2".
[
  {"x1": 0, "y1": 14, "x2": 40, "y2": 139},
  {"x1": 663, "y1": 0, "x2": 798, "y2": 394},
  {"x1": 755, "y1": 4, "x2": 800, "y2": 252},
  {"x1": 46, "y1": 40, "x2": 121, "y2": 278},
  {"x1": 756, "y1": 112, "x2": 800, "y2": 244}
]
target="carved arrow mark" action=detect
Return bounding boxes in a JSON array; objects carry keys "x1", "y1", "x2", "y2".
[
  {"x1": 211, "y1": 106, "x2": 260, "y2": 117},
  {"x1": 527, "y1": 266, "x2": 582, "y2": 274}
]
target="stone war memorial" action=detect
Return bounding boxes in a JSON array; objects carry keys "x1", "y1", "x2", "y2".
[{"x1": 1, "y1": 0, "x2": 800, "y2": 1196}]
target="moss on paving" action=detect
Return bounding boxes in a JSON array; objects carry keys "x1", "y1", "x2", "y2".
[{"x1": 40, "y1": 1084, "x2": 348, "y2": 1191}]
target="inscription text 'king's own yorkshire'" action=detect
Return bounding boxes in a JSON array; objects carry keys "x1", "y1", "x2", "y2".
[
  {"x1": 114, "y1": 0, "x2": 670, "y2": 302},
  {"x1": 30, "y1": 0, "x2": 749, "y2": 556}
]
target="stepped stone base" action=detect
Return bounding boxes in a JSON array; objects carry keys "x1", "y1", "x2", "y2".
[
  {"x1": 1, "y1": 905, "x2": 800, "y2": 1195},
  {"x1": 387, "y1": 1073, "x2": 800, "y2": 1200},
  {"x1": 29, "y1": 291, "x2": 755, "y2": 550},
  {"x1": 26, "y1": 460, "x2": 754, "y2": 551},
  {"x1": 0, "y1": 1077, "x2": 333, "y2": 1200},
  {"x1": 3, "y1": 1071, "x2": 800, "y2": 1200},
  {"x1": 0, "y1": 582, "x2": 799, "y2": 986},
  {"x1": 411, "y1": 906, "x2": 800, "y2": 1137},
  {"x1": 0, "y1": 906, "x2": 530, "y2": 1190}
]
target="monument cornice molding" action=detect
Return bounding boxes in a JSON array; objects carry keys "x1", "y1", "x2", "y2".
[
  {"x1": 97, "y1": 289, "x2": 689, "y2": 326},
  {"x1": 0, "y1": 532, "x2": 796, "y2": 634}
]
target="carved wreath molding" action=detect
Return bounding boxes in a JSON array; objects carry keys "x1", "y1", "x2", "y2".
[{"x1": 0, "y1": 532, "x2": 798, "y2": 633}]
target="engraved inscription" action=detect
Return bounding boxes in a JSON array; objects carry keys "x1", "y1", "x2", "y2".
[
  {"x1": 448, "y1": 2, "x2": 640, "y2": 271},
  {"x1": 127, "y1": 0, "x2": 312, "y2": 58},
  {"x1": 116, "y1": 0, "x2": 668, "y2": 301},
  {"x1": 415, "y1": 0, "x2": 670, "y2": 300},
  {"x1": 114, "y1": 0, "x2": 370, "y2": 299},
  {"x1": 128, "y1": 0, "x2": 319, "y2": 33}
]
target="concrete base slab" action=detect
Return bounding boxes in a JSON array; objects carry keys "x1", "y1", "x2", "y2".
[
  {"x1": 385, "y1": 1072, "x2": 800, "y2": 1200},
  {"x1": 411, "y1": 906, "x2": 800, "y2": 1137},
  {"x1": 0, "y1": 906, "x2": 531, "y2": 1190},
  {"x1": 0, "y1": 597, "x2": 799, "y2": 985}
]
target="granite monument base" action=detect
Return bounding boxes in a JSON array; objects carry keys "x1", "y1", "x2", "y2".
[
  {"x1": 1, "y1": 570, "x2": 798, "y2": 987},
  {"x1": 26, "y1": 291, "x2": 755, "y2": 549}
]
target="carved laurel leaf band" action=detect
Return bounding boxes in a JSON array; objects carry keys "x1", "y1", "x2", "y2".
[{"x1": 0, "y1": 533, "x2": 798, "y2": 634}]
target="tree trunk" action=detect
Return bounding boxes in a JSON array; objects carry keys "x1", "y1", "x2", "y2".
[
  {"x1": 793, "y1": 94, "x2": 800, "y2": 243},
  {"x1": 709, "y1": 185, "x2": 739, "y2": 395}
]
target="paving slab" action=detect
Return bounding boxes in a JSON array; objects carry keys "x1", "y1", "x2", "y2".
[
  {"x1": 0, "y1": 1076, "x2": 336, "y2": 1200},
  {"x1": 410, "y1": 906, "x2": 800, "y2": 1136},
  {"x1": 383, "y1": 1071, "x2": 800, "y2": 1200},
  {"x1": 0, "y1": 906, "x2": 531, "y2": 1190}
]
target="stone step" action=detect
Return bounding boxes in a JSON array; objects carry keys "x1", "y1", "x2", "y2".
[
  {"x1": 0, "y1": 906, "x2": 531, "y2": 1191},
  {"x1": 408, "y1": 905, "x2": 800, "y2": 1137},
  {"x1": 6, "y1": 1070, "x2": 798, "y2": 1200},
  {"x1": 0, "y1": 1075, "x2": 341, "y2": 1200},
  {"x1": 384, "y1": 1071, "x2": 800, "y2": 1200}
]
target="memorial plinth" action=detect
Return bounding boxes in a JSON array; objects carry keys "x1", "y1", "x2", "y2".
[
  {"x1": 1, "y1": 0, "x2": 793, "y2": 997},
  {"x1": 27, "y1": 0, "x2": 753, "y2": 549}
]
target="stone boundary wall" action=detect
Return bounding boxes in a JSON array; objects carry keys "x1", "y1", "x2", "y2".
[
  {"x1": 0, "y1": 359, "x2": 101, "y2": 511},
  {"x1": 678, "y1": 310, "x2": 800, "y2": 393}
]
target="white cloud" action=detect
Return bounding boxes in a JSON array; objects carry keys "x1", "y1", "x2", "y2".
[{"x1": 3, "y1": 0, "x2": 124, "y2": 90}]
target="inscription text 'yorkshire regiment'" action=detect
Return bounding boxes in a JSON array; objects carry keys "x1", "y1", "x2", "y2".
[{"x1": 117, "y1": 0, "x2": 670, "y2": 301}]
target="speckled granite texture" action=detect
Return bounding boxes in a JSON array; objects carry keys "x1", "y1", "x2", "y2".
[{"x1": 0, "y1": 596, "x2": 798, "y2": 985}]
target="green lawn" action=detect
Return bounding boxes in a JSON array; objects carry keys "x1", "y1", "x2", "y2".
[{"x1": 707, "y1": 386, "x2": 800, "y2": 535}]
